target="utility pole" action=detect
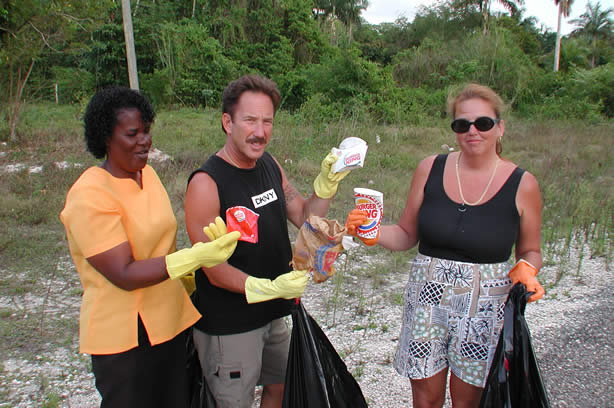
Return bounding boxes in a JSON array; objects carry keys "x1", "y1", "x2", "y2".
[{"x1": 121, "y1": 0, "x2": 139, "y2": 90}]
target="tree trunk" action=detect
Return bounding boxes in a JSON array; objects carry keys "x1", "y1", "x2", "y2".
[
  {"x1": 482, "y1": 2, "x2": 490, "y2": 35},
  {"x1": 554, "y1": 4, "x2": 563, "y2": 72},
  {"x1": 8, "y1": 58, "x2": 35, "y2": 142}
]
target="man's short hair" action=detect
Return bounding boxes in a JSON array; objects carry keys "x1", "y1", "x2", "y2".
[{"x1": 222, "y1": 75, "x2": 281, "y2": 120}]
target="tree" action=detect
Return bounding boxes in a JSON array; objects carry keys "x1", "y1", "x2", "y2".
[
  {"x1": 0, "y1": 1, "x2": 112, "y2": 141},
  {"x1": 476, "y1": 0, "x2": 525, "y2": 34},
  {"x1": 315, "y1": 0, "x2": 369, "y2": 41},
  {"x1": 570, "y1": 1, "x2": 614, "y2": 67},
  {"x1": 554, "y1": 0, "x2": 574, "y2": 71}
]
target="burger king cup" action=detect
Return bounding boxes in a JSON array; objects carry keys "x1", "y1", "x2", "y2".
[{"x1": 353, "y1": 188, "x2": 383, "y2": 240}]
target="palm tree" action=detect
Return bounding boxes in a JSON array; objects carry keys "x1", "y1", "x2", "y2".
[
  {"x1": 480, "y1": 0, "x2": 525, "y2": 34},
  {"x1": 554, "y1": 0, "x2": 574, "y2": 72},
  {"x1": 316, "y1": 0, "x2": 368, "y2": 41},
  {"x1": 570, "y1": 1, "x2": 614, "y2": 67}
]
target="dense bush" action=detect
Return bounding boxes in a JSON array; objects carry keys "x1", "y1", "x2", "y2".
[
  {"x1": 143, "y1": 21, "x2": 239, "y2": 107},
  {"x1": 568, "y1": 63, "x2": 614, "y2": 117}
]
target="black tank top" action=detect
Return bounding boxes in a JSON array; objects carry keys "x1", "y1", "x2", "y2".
[
  {"x1": 187, "y1": 152, "x2": 293, "y2": 335},
  {"x1": 418, "y1": 154, "x2": 525, "y2": 263}
]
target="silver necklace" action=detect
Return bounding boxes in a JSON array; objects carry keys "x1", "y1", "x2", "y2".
[{"x1": 455, "y1": 152, "x2": 499, "y2": 210}]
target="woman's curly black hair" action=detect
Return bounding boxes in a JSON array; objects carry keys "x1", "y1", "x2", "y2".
[{"x1": 83, "y1": 87, "x2": 155, "y2": 159}]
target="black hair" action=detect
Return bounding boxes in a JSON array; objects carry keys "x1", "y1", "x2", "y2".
[{"x1": 83, "y1": 87, "x2": 155, "y2": 159}]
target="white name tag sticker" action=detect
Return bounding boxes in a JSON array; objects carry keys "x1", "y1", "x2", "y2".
[{"x1": 251, "y1": 188, "x2": 278, "y2": 208}]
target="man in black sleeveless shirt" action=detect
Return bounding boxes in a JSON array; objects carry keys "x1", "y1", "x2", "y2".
[{"x1": 184, "y1": 75, "x2": 350, "y2": 408}]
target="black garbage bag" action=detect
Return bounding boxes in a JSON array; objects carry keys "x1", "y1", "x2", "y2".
[
  {"x1": 282, "y1": 300, "x2": 368, "y2": 408},
  {"x1": 480, "y1": 283, "x2": 550, "y2": 408}
]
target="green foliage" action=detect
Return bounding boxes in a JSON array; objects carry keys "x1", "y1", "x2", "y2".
[
  {"x1": 82, "y1": 22, "x2": 130, "y2": 89},
  {"x1": 568, "y1": 63, "x2": 614, "y2": 117},
  {"x1": 558, "y1": 37, "x2": 593, "y2": 70},
  {"x1": 391, "y1": 27, "x2": 539, "y2": 112},
  {"x1": 295, "y1": 46, "x2": 389, "y2": 122},
  {"x1": 370, "y1": 86, "x2": 449, "y2": 124},
  {"x1": 146, "y1": 20, "x2": 239, "y2": 107},
  {"x1": 2, "y1": 0, "x2": 614, "y2": 126},
  {"x1": 281, "y1": 0, "x2": 327, "y2": 64},
  {"x1": 308, "y1": 47, "x2": 384, "y2": 99},
  {"x1": 51, "y1": 67, "x2": 95, "y2": 104}
]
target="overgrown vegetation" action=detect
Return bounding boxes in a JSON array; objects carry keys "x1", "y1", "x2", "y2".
[{"x1": 2, "y1": 0, "x2": 614, "y2": 142}]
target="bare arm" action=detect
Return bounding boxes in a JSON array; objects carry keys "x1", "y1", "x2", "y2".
[
  {"x1": 184, "y1": 172, "x2": 249, "y2": 293},
  {"x1": 378, "y1": 155, "x2": 436, "y2": 251},
  {"x1": 514, "y1": 171, "x2": 543, "y2": 270},
  {"x1": 86, "y1": 243, "x2": 169, "y2": 291}
]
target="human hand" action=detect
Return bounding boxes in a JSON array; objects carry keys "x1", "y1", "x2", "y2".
[
  {"x1": 244, "y1": 270, "x2": 309, "y2": 304},
  {"x1": 508, "y1": 259, "x2": 544, "y2": 302},
  {"x1": 165, "y1": 217, "x2": 241, "y2": 280},
  {"x1": 313, "y1": 152, "x2": 350, "y2": 199},
  {"x1": 344, "y1": 209, "x2": 379, "y2": 246}
]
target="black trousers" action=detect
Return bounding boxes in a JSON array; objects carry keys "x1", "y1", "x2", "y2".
[{"x1": 91, "y1": 317, "x2": 189, "y2": 408}]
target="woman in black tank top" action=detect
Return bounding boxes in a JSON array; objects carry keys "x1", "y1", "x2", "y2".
[{"x1": 345, "y1": 84, "x2": 545, "y2": 407}]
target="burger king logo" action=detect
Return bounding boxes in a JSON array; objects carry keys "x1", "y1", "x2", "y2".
[{"x1": 355, "y1": 194, "x2": 383, "y2": 237}]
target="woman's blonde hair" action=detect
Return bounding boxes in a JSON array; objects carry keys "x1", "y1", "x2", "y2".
[{"x1": 447, "y1": 83, "x2": 506, "y2": 119}]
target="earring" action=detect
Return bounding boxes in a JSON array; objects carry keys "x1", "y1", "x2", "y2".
[{"x1": 496, "y1": 137, "x2": 503, "y2": 155}]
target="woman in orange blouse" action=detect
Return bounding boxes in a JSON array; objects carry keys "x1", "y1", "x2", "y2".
[{"x1": 60, "y1": 87, "x2": 239, "y2": 408}]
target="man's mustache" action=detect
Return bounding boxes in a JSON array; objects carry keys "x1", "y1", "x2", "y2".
[{"x1": 246, "y1": 137, "x2": 267, "y2": 144}]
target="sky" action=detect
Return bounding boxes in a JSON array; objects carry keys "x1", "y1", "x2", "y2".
[{"x1": 361, "y1": 0, "x2": 614, "y2": 35}]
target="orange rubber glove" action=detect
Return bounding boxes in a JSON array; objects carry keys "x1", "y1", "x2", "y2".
[
  {"x1": 508, "y1": 259, "x2": 545, "y2": 302},
  {"x1": 344, "y1": 209, "x2": 379, "y2": 246}
]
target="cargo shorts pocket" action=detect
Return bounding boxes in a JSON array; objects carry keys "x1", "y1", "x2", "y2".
[{"x1": 207, "y1": 363, "x2": 245, "y2": 405}]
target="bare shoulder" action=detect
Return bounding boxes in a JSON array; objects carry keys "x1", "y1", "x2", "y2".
[
  {"x1": 419, "y1": 154, "x2": 437, "y2": 169},
  {"x1": 187, "y1": 171, "x2": 217, "y2": 193},
  {"x1": 516, "y1": 170, "x2": 542, "y2": 216},
  {"x1": 185, "y1": 171, "x2": 220, "y2": 242},
  {"x1": 414, "y1": 154, "x2": 438, "y2": 178},
  {"x1": 185, "y1": 171, "x2": 220, "y2": 209},
  {"x1": 518, "y1": 170, "x2": 540, "y2": 194},
  {"x1": 405, "y1": 154, "x2": 438, "y2": 197}
]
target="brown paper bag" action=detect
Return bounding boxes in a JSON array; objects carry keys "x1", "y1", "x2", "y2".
[{"x1": 291, "y1": 215, "x2": 346, "y2": 283}]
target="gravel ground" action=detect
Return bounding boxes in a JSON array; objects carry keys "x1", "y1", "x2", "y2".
[{"x1": 1, "y1": 242, "x2": 612, "y2": 408}]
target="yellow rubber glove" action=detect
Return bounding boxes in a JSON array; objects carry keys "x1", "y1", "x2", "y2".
[
  {"x1": 165, "y1": 217, "x2": 241, "y2": 280},
  {"x1": 313, "y1": 152, "x2": 350, "y2": 199},
  {"x1": 179, "y1": 273, "x2": 196, "y2": 295},
  {"x1": 345, "y1": 209, "x2": 380, "y2": 246},
  {"x1": 244, "y1": 270, "x2": 309, "y2": 304},
  {"x1": 508, "y1": 259, "x2": 545, "y2": 302}
]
